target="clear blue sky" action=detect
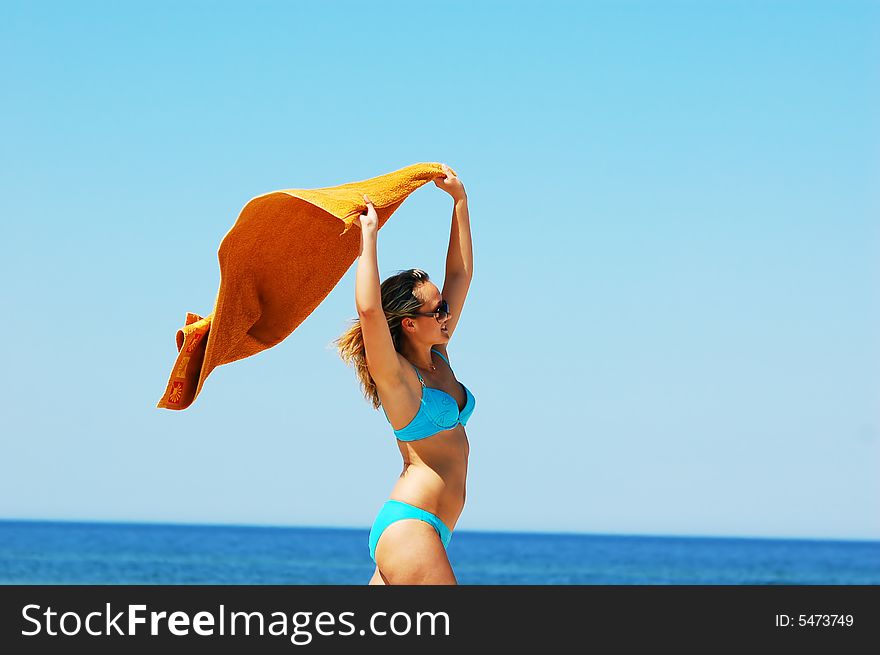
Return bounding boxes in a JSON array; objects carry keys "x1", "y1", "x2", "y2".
[{"x1": 1, "y1": 0, "x2": 877, "y2": 541}]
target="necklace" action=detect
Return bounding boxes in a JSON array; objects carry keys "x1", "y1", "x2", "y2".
[{"x1": 413, "y1": 354, "x2": 436, "y2": 372}]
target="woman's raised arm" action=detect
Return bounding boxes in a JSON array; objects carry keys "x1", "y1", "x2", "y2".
[
  {"x1": 355, "y1": 195, "x2": 382, "y2": 314},
  {"x1": 434, "y1": 165, "x2": 472, "y2": 339},
  {"x1": 355, "y1": 195, "x2": 402, "y2": 384},
  {"x1": 435, "y1": 164, "x2": 472, "y2": 280}
]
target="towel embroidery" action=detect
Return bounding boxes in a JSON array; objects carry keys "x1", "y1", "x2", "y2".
[{"x1": 168, "y1": 381, "x2": 184, "y2": 404}]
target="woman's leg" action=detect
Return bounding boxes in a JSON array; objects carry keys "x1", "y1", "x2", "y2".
[{"x1": 368, "y1": 565, "x2": 388, "y2": 585}]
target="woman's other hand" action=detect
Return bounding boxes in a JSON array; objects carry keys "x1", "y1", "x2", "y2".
[
  {"x1": 433, "y1": 163, "x2": 466, "y2": 201},
  {"x1": 355, "y1": 194, "x2": 379, "y2": 234}
]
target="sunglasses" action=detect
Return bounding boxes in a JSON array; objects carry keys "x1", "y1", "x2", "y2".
[{"x1": 410, "y1": 300, "x2": 450, "y2": 323}]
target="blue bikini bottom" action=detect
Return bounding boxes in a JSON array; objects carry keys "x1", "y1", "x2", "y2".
[{"x1": 368, "y1": 499, "x2": 453, "y2": 563}]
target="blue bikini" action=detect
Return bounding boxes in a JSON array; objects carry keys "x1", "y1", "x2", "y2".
[
  {"x1": 369, "y1": 499, "x2": 453, "y2": 564},
  {"x1": 381, "y1": 349, "x2": 475, "y2": 440},
  {"x1": 369, "y1": 349, "x2": 475, "y2": 564}
]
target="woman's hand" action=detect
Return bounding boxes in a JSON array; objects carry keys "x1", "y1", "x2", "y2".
[
  {"x1": 355, "y1": 194, "x2": 379, "y2": 234},
  {"x1": 434, "y1": 163, "x2": 466, "y2": 201}
]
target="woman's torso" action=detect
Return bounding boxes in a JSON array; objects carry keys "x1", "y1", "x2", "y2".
[{"x1": 375, "y1": 347, "x2": 470, "y2": 531}]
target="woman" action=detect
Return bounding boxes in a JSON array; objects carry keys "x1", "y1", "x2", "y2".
[{"x1": 335, "y1": 164, "x2": 473, "y2": 585}]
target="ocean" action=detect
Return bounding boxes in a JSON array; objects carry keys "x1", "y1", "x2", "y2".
[{"x1": 0, "y1": 521, "x2": 877, "y2": 585}]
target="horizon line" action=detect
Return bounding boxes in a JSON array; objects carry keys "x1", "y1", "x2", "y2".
[{"x1": 1, "y1": 516, "x2": 877, "y2": 545}]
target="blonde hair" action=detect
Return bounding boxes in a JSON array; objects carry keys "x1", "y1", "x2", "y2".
[{"x1": 335, "y1": 269, "x2": 431, "y2": 409}]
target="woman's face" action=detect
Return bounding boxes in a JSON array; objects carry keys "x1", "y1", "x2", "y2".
[{"x1": 411, "y1": 282, "x2": 450, "y2": 344}]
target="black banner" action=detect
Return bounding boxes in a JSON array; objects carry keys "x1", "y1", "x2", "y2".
[{"x1": 1, "y1": 585, "x2": 875, "y2": 652}]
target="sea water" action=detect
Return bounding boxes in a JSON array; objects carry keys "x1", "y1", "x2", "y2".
[{"x1": 1, "y1": 520, "x2": 877, "y2": 585}]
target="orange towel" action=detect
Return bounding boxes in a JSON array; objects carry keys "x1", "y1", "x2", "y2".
[{"x1": 156, "y1": 162, "x2": 452, "y2": 411}]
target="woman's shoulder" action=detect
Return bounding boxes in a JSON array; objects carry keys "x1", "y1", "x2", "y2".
[
  {"x1": 376, "y1": 353, "x2": 424, "y2": 424},
  {"x1": 375, "y1": 352, "x2": 421, "y2": 393}
]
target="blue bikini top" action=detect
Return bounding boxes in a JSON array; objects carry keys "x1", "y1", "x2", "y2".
[{"x1": 382, "y1": 349, "x2": 475, "y2": 441}]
